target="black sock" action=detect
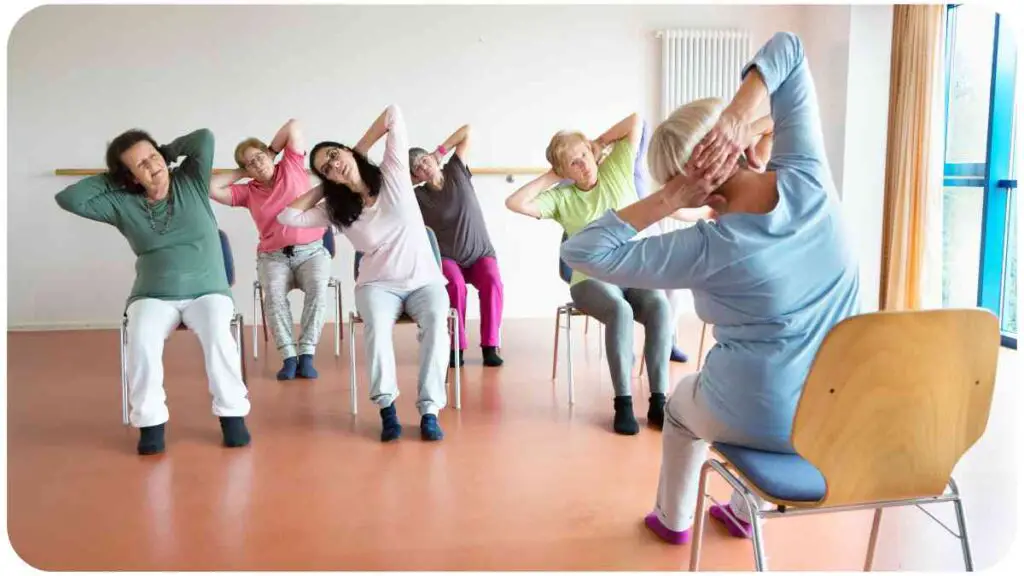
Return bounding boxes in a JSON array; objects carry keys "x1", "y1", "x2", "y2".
[
  {"x1": 420, "y1": 414, "x2": 444, "y2": 441},
  {"x1": 219, "y1": 417, "x2": 251, "y2": 448},
  {"x1": 380, "y1": 404, "x2": 402, "y2": 442},
  {"x1": 277, "y1": 357, "x2": 298, "y2": 380},
  {"x1": 613, "y1": 396, "x2": 640, "y2": 435},
  {"x1": 137, "y1": 423, "x2": 166, "y2": 455},
  {"x1": 481, "y1": 346, "x2": 504, "y2": 367},
  {"x1": 296, "y1": 354, "x2": 318, "y2": 379},
  {"x1": 449, "y1": 349, "x2": 465, "y2": 368},
  {"x1": 648, "y1": 393, "x2": 667, "y2": 430}
]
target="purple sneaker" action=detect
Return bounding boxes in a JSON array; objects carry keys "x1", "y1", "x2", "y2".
[
  {"x1": 709, "y1": 504, "x2": 754, "y2": 539},
  {"x1": 644, "y1": 512, "x2": 691, "y2": 545}
]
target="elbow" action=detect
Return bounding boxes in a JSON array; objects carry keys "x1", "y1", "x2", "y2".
[
  {"x1": 197, "y1": 128, "x2": 214, "y2": 148},
  {"x1": 504, "y1": 196, "x2": 518, "y2": 212},
  {"x1": 771, "y1": 31, "x2": 804, "y2": 59},
  {"x1": 560, "y1": 235, "x2": 595, "y2": 271}
]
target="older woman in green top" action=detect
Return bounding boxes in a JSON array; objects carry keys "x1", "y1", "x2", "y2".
[
  {"x1": 505, "y1": 113, "x2": 673, "y2": 436},
  {"x1": 55, "y1": 128, "x2": 251, "y2": 456}
]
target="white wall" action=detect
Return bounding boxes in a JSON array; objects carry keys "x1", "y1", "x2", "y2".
[
  {"x1": 7, "y1": 4, "x2": 851, "y2": 329},
  {"x1": 839, "y1": 5, "x2": 893, "y2": 313}
]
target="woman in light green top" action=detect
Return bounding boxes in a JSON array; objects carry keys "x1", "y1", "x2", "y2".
[
  {"x1": 505, "y1": 113, "x2": 673, "y2": 436},
  {"x1": 55, "y1": 128, "x2": 251, "y2": 456}
]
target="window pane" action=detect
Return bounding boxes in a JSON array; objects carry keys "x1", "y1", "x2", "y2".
[
  {"x1": 1001, "y1": 187, "x2": 1017, "y2": 335},
  {"x1": 942, "y1": 186, "x2": 984, "y2": 307},
  {"x1": 945, "y1": 8, "x2": 997, "y2": 164}
]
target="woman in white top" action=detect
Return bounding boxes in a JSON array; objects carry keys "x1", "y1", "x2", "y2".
[{"x1": 278, "y1": 104, "x2": 449, "y2": 443}]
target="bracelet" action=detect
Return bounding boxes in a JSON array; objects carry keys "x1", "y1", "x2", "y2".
[{"x1": 436, "y1": 145, "x2": 447, "y2": 156}]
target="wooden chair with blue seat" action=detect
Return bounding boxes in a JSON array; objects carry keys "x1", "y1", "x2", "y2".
[
  {"x1": 689, "y1": 308, "x2": 1000, "y2": 572},
  {"x1": 347, "y1": 226, "x2": 461, "y2": 414},
  {"x1": 251, "y1": 228, "x2": 344, "y2": 360},
  {"x1": 118, "y1": 229, "x2": 248, "y2": 426}
]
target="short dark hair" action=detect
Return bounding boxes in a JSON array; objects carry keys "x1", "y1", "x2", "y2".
[
  {"x1": 309, "y1": 141, "x2": 383, "y2": 229},
  {"x1": 105, "y1": 129, "x2": 160, "y2": 193}
]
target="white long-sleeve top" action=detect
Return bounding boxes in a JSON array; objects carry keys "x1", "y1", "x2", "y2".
[{"x1": 278, "y1": 105, "x2": 445, "y2": 292}]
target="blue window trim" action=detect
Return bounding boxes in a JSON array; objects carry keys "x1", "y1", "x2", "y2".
[
  {"x1": 943, "y1": 6, "x2": 1018, "y2": 347},
  {"x1": 977, "y1": 14, "x2": 1015, "y2": 319}
]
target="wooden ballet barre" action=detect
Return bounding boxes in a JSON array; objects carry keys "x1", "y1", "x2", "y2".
[{"x1": 54, "y1": 166, "x2": 548, "y2": 179}]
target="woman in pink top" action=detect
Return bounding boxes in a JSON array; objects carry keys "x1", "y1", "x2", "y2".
[
  {"x1": 278, "y1": 105, "x2": 450, "y2": 444},
  {"x1": 209, "y1": 119, "x2": 331, "y2": 381}
]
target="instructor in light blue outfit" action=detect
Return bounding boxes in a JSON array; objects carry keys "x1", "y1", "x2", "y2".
[{"x1": 560, "y1": 31, "x2": 861, "y2": 545}]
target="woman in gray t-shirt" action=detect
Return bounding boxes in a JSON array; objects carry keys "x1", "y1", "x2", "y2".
[{"x1": 409, "y1": 124, "x2": 504, "y2": 368}]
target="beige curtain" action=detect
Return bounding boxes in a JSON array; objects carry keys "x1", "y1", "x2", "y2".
[{"x1": 879, "y1": 4, "x2": 947, "y2": 311}]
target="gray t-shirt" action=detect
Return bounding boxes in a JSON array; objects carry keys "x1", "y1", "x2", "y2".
[{"x1": 414, "y1": 155, "x2": 496, "y2": 267}]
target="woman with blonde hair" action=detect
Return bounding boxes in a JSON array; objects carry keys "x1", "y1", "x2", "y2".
[
  {"x1": 560, "y1": 32, "x2": 861, "y2": 543},
  {"x1": 506, "y1": 113, "x2": 674, "y2": 436}
]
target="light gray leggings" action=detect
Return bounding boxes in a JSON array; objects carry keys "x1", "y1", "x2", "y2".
[
  {"x1": 569, "y1": 278, "x2": 673, "y2": 397},
  {"x1": 354, "y1": 282, "x2": 450, "y2": 416},
  {"x1": 257, "y1": 240, "x2": 331, "y2": 358}
]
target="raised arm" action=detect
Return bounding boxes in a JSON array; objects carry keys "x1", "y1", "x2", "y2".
[
  {"x1": 207, "y1": 168, "x2": 246, "y2": 206},
  {"x1": 594, "y1": 112, "x2": 643, "y2": 153},
  {"x1": 277, "y1": 184, "x2": 332, "y2": 229},
  {"x1": 161, "y1": 128, "x2": 215, "y2": 186},
  {"x1": 560, "y1": 211, "x2": 709, "y2": 291},
  {"x1": 54, "y1": 173, "x2": 123, "y2": 225},
  {"x1": 693, "y1": 32, "x2": 825, "y2": 174},
  {"x1": 267, "y1": 118, "x2": 305, "y2": 156},
  {"x1": 434, "y1": 124, "x2": 472, "y2": 164},
  {"x1": 504, "y1": 170, "x2": 564, "y2": 219}
]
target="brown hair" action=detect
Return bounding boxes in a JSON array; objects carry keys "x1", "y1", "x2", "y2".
[{"x1": 234, "y1": 138, "x2": 271, "y2": 168}]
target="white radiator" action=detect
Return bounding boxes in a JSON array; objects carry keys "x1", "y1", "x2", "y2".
[
  {"x1": 654, "y1": 29, "x2": 751, "y2": 234},
  {"x1": 656, "y1": 29, "x2": 752, "y2": 120}
]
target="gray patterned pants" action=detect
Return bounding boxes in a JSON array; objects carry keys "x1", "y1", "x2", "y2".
[{"x1": 258, "y1": 240, "x2": 331, "y2": 358}]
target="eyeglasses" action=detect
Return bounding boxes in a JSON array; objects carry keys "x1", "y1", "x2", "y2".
[{"x1": 244, "y1": 151, "x2": 270, "y2": 170}]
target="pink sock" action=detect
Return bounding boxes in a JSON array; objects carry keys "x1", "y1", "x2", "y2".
[
  {"x1": 709, "y1": 504, "x2": 753, "y2": 539},
  {"x1": 644, "y1": 512, "x2": 691, "y2": 545}
]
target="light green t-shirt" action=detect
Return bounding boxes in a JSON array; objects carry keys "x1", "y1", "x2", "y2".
[{"x1": 534, "y1": 139, "x2": 637, "y2": 285}]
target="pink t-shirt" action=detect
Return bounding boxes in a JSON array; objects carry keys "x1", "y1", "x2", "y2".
[{"x1": 230, "y1": 147, "x2": 327, "y2": 253}]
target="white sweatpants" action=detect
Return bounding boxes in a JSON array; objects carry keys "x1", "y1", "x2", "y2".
[
  {"x1": 653, "y1": 372, "x2": 792, "y2": 532},
  {"x1": 125, "y1": 294, "x2": 251, "y2": 428}
]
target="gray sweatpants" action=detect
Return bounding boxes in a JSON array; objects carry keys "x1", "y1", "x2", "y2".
[
  {"x1": 257, "y1": 240, "x2": 331, "y2": 358},
  {"x1": 354, "y1": 282, "x2": 449, "y2": 416},
  {"x1": 569, "y1": 278, "x2": 672, "y2": 397}
]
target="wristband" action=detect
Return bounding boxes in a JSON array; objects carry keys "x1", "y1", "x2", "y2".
[{"x1": 436, "y1": 145, "x2": 447, "y2": 156}]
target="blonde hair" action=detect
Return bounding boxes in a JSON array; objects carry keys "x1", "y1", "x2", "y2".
[
  {"x1": 234, "y1": 138, "x2": 271, "y2": 168},
  {"x1": 545, "y1": 130, "x2": 589, "y2": 177},
  {"x1": 647, "y1": 97, "x2": 726, "y2": 185}
]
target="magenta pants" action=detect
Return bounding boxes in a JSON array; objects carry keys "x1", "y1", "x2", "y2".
[{"x1": 441, "y1": 256, "x2": 504, "y2": 349}]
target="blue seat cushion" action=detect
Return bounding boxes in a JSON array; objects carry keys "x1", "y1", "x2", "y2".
[{"x1": 712, "y1": 442, "x2": 827, "y2": 504}]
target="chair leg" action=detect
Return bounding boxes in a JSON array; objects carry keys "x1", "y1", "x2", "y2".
[
  {"x1": 236, "y1": 314, "x2": 248, "y2": 388},
  {"x1": 949, "y1": 478, "x2": 974, "y2": 571},
  {"x1": 348, "y1": 313, "x2": 358, "y2": 415},
  {"x1": 120, "y1": 317, "x2": 129, "y2": 427},
  {"x1": 551, "y1": 306, "x2": 562, "y2": 381},
  {"x1": 689, "y1": 460, "x2": 714, "y2": 571},
  {"x1": 451, "y1": 309, "x2": 461, "y2": 410},
  {"x1": 566, "y1": 308, "x2": 575, "y2": 406},
  {"x1": 585, "y1": 315, "x2": 589, "y2": 334},
  {"x1": 696, "y1": 322, "x2": 709, "y2": 371},
  {"x1": 252, "y1": 281, "x2": 260, "y2": 359},
  {"x1": 334, "y1": 280, "x2": 342, "y2": 356},
  {"x1": 741, "y1": 489, "x2": 769, "y2": 571},
  {"x1": 864, "y1": 509, "x2": 883, "y2": 571}
]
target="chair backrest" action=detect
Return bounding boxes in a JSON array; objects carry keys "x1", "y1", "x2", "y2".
[
  {"x1": 218, "y1": 229, "x2": 235, "y2": 287},
  {"x1": 557, "y1": 231, "x2": 572, "y2": 284},
  {"x1": 354, "y1": 226, "x2": 441, "y2": 281},
  {"x1": 322, "y1": 228, "x2": 336, "y2": 259},
  {"x1": 791, "y1": 308, "x2": 1000, "y2": 507}
]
